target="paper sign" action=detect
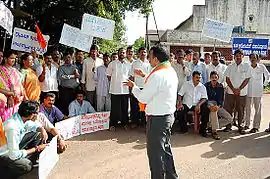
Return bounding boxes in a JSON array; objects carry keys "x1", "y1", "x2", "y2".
[
  {"x1": 55, "y1": 116, "x2": 81, "y2": 140},
  {"x1": 81, "y1": 14, "x2": 115, "y2": 40},
  {"x1": 59, "y1": 23, "x2": 93, "y2": 52},
  {"x1": 39, "y1": 136, "x2": 59, "y2": 179},
  {"x1": 0, "y1": 2, "x2": 13, "y2": 34},
  {"x1": 11, "y1": 27, "x2": 50, "y2": 55},
  {"x1": 232, "y1": 38, "x2": 269, "y2": 56},
  {"x1": 202, "y1": 18, "x2": 233, "y2": 43},
  {"x1": 81, "y1": 112, "x2": 110, "y2": 134}
]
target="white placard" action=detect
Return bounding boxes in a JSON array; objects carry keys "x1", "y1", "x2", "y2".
[
  {"x1": 59, "y1": 23, "x2": 93, "y2": 52},
  {"x1": 11, "y1": 27, "x2": 50, "y2": 55},
  {"x1": 0, "y1": 2, "x2": 13, "y2": 34},
  {"x1": 81, "y1": 13, "x2": 115, "y2": 40},
  {"x1": 39, "y1": 136, "x2": 59, "y2": 179},
  {"x1": 55, "y1": 116, "x2": 81, "y2": 140},
  {"x1": 81, "y1": 112, "x2": 110, "y2": 134},
  {"x1": 202, "y1": 18, "x2": 233, "y2": 43}
]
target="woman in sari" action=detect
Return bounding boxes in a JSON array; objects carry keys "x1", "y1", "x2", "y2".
[{"x1": 20, "y1": 53, "x2": 41, "y2": 101}]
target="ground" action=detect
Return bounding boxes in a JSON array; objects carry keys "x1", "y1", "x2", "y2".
[{"x1": 22, "y1": 94, "x2": 270, "y2": 179}]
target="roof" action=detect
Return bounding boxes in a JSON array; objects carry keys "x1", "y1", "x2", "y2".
[{"x1": 175, "y1": 15, "x2": 193, "y2": 30}]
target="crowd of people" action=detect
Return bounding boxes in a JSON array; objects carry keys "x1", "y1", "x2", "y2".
[{"x1": 0, "y1": 43, "x2": 270, "y2": 178}]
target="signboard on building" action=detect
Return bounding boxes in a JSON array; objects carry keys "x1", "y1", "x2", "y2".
[
  {"x1": 202, "y1": 18, "x2": 233, "y2": 43},
  {"x1": 232, "y1": 38, "x2": 269, "y2": 56}
]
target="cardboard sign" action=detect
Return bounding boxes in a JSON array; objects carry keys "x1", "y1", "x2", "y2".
[
  {"x1": 39, "y1": 136, "x2": 59, "y2": 179},
  {"x1": 202, "y1": 18, "x2": 233, "y2": 43},
  {"x1": 81, "y1": 112, "x2": 110, "y2": 134},
  {"x1": 59, "y1": 23, "x2": 93, "y2": 52},
  {"x1": 0, "y1": 2, "x2": 13, "y2": 34},
  {"x1": 81, "y1": 14, "x2": 115, "y2": 40},
  {"x1": 55, "y1": 116, "x2": 81, "y2": 140},
  {"x1": 11, "y1": 27, "x2": 50, "y2": 55},
  {"x1": 232, "y1": 38, "x2": 269, "y2": 56}
]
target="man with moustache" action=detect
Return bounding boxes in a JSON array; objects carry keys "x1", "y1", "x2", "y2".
[{"x1": 189, "y1": 52, "x2": 208, "y2": 84}]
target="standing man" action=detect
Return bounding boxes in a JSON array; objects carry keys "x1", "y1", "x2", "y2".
[
  {"x1": 52, "y1": 49, "x2": 62, "y2": 68},
  {"x1": 126, "y1": 46, "x2": 135, "y2": 64},
  {"x1": 124, "y1": 46, "x2": 178, "y2": 179},
  {"x1": 81, "y1": 45, "x2": 103, "y2": 108},
  {"x1": 171, "y1": 49, "x2": 191, "y2": 92},
  {"x1": 107, "y1": 48, "x2": 131, "y2": 131},
  {"x1": 224, "y1": 49, "x2": 252, "y2": 134},
  {"x1": 190, "y1": 52, "x2": 208, "y2": 84},
  {"x1": 204, "y1": 53, "x2": 211, "y2": 66},
  {"x1": 245, "y1": 53, "x2": 270, "y2": 133},
  {"x1": 39, "y1": 52, "x2": 59, "y2": 103},
  {"x1": 75, "y1": 50, "x2": 85, "y2": 79},
  {"x1": 185, "y1": 49, "x2": 194, "y2": 63},
  {"x1": 130, "y1": 47, "x2": 151, "y2": 128}
]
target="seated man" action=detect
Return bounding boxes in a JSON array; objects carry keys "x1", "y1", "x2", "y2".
[
  {"x1": 0, "y1": 101, "x2": 48, "y2": 179},
  {"x1": 176, "y1": 71, "x2": 209, "y2": 136},
  {"x1": 205, "y1": 71, "x2": 233, "y2": 140},
  {"x1": 40, "y1": 93, "x2": 67, "y2": 125},
  {"x1": 34, "y1": 112, "x2": 67, "y2": 153},
  {"x1": 69, "y1": 90, "x2": 96, "y2": 117}
]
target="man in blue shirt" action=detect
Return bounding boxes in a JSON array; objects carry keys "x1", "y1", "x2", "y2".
[
  {"x1": 189, "y1": 52, "x2": 208, "y2": 84},
  {"x1": 0, "y1": 101, "x2": 48, "y2": 179}
]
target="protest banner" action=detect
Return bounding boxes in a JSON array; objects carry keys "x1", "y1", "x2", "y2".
[
  {"x1": 59, "y1": 23, "x2": 93, "y2": 52},
  {"x1": 81, "y1": 13, "x2": 115, "y2": 40},
  {"x1": 202, "y1": 18, "x2": 233, "y2": 43},
  {"x1": 11, "y1": 27, "x2": 50, "y2": 55},
  {"x1": 232, "y1": 38, "x2": 269, "y2": 56},
  {"x1": 0, "y1": 1, "x2": 13, "y2": 34},
  {"x1": 81, "y1": 112, "x2": 110, "y2": 135},
  {"x1": 39, "y1": 136, "x2": 59, "y2": 179},
  {"x1": 55, "y1": 116, "x2": 81, "y2": 140}
]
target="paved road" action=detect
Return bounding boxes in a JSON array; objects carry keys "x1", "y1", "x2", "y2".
[{"x1": 23, "y1": 95, "x2": 270, "y2": 179}]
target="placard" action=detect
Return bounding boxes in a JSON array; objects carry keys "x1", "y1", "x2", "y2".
[
  {"x1": 39, "y1": 136, "x2": 59, "y2": 179},
  {"x1": 11, "y1": 27, "x2": 50, "y2": 55},
  {"x1": 232, "y1": 38, "x2": 269, "y2": 56},
  {"x1": 55, "y1": 116, "x2": 81, "y2": 140},
  {"x1": 59, "y1": 23, "x2": 93, "y2": 52},
  {"x1": 202, "y1": 18, "x2": 233, "y2": 43},
  {"x1": 81, "y1": 112, "x2": 110, "y2": 134},
  {"x1": 0, "y1": 2, "x2": 13, "y2": 34},
  {"x1": 81, "y1": 13, "x2": 115, "y2": 40}
]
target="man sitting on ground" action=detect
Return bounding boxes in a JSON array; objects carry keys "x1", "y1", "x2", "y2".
[
  {"x1": 0, "y1": 101, "x2": 48, "y2": 179},
  {"x1": 205, "y1": 71, "x2": 233, "y2": 140},
  {"x1": 69, "y1": 90, "x2": 96, "y2": 117},
  {"x1": 40, "y1": 93, "x2": 67, "y2": 125}
]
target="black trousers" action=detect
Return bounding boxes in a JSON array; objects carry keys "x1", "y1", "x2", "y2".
[
  {"x1": 40, "y1": 91, "x2": 59, "y2": 104},
  {"x1": 0, "y1": 132, "x2": 42, "y2": 179},
  {"x1": 110, "y1": 94, "x2": 129, "y2": 127},
  {"x1": 58, "y1": 86, "x2": 77, "y2": 116},
  {"x1": 130, "y1": 93, "x2": 146, "y2": 126},
  {"x1": 176, "y1": 103, "x2": 210, "y2": 133},
  {"x1": 147, "y1": 114, "x2": 178, "y2": 179}
]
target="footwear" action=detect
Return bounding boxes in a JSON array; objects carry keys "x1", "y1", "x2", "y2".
[
  {"x1": 250, "y1": 128, "x2": 258, "y2": 133},
  {"x1": 223, "y1": 124, "x2": 232, "y2": 132},
  {"x1": 124, "y1": 125, "x2": 129, "y2": 131},
  {"x1": 233, "y1": 122, "x2": 237, "y2": 126},
  {"x1": 239, "y1": 129, "x2": 246, "y2": 135},
  {"x1": 212, "y1": 133, "x2": 221, "y2": 140},
  {"x1": 244, "y1": 126, "x2": 250, "y2": 130},
  {"x1": 109, "y1": 126, "x2": 116, "y2": 132},
  {"x1": 265, "y1": 128, "x2": 270, "y2": 133},
  {"x1": 130, "y1": 124, "x2": 137, "y2": 129},
  {"x1": 199, "y1": 131, "x2": 207, "y2": 137}
]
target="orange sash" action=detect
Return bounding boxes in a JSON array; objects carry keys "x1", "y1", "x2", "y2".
[
  {"x1": 0, "y1": 119, "x2": 7, "y2": 149},
  {"x1": 138, "y1": 61, "x2": 171, "y2": 111}
]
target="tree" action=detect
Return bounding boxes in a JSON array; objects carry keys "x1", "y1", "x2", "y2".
[{"x1": 133, "y1": 37, "x2": 145, "y2": 54}]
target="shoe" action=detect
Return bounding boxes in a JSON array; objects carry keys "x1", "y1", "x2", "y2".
[
  {"x1": 212, "y1": 133, "x2": 221, "y2": 140},
  {"x1": 207, "y1": 127, "x2": 212, "y2": 134},
  {"x1": 244, "y1": 126, "x2": 250, "y2": 130},
  {"x1": 239, "y1": 129, "x2": 246, "y2": 135},
  {"x1": 233, "y1": 122, "x2": 237, "y2": 126},
  {"x1": 223, "y1": 124, "x2": 232, "y2": 132},
  {"x1": 124, "y1": 125, "x2": 129, "y2": 131},
  {"x1": 249, "y1": 128, "x2": 258, "y2": 133},
  {"x1": 109, "y1": 126, "x2": 116, "y2": 132},
  {"x1": 265, "y1": 128, "x2": 270, "y2": 133}
]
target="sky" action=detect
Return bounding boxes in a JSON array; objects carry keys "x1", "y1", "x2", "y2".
[{"x1": 124, "y1": 0, "x2": 205, "y2": 44}]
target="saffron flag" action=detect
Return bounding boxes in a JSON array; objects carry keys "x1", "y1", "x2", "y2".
[{"x1": 35, "y1": 23, "x2": 47, "y2": 50}]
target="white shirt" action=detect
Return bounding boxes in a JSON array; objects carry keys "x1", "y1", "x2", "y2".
[
  {"x1": 107, "y1": 59, "x2": 131, "y2": 94},
  {"x1": 178, "y1": 81, "x2": 208, "y2": 109},
  {"x1": 171, "y1": 61, "x2": 191, "y2": 91},
  {"x1": 132, "y1": 65, "x2": 178, "y2": 115},
  {"x1": 35, "y1": 113, "x2": 54, "y2": 131},
  {"x1": 248, "y1": 63, "x2": 270, "y2": 97},
  {"x1": 224, "y1": 62, "x2": 252, "y2": 96},
  {"x1": 40, "y1": 64, "x2": 59, "y2": 92},
  {"x1": 81, "y1": 57, "x2": 104, "y2": 91},
  {"x1": 131, "y1": 59, "x2": 152, "y2": 88},
  {"x1": 207, "y1": 63, "x2": 227, "y2": 84}
]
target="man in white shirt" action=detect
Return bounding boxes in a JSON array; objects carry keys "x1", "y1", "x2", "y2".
[
  {"x1": 126, "y1": 46, "x2": 135, "y2": 64},
  {"x1": 177, "y1": 71, "x2": 209, "y2": 136},
  {"x1": 39, "y1": 52, "x2": 59, "y2": 103},
  {"x1": 204, "y1": 53, "x2": 211, "y2": 66},
  {"x1": 171, "y1": 49, "x2": 191, "y2": 92},
  {"x1": 130, "y1": 47, "x2": 151, "y2": 128},
  {"x1": 81, "y1": 45, "x2": 104, "y2": 108},
  {"x1": 245, "y1": 53, "x2": 270, "y2": 133},
  {"x1": 107, "y1": 48, "x2": 131, "y2": 131},
  {"x1": 224, "y1": 49, "x2": 252, "y2": 134},
  {"x1": 206, "y1": 51, "x2": 227, "y2": 84},
  {"x1": 124, "y1": 46, "x2": 178, "y2": 179}
]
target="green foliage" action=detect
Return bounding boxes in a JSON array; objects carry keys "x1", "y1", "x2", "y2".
[{"x1": 132, "y1": 37, "x2": 145, "y2": 54}]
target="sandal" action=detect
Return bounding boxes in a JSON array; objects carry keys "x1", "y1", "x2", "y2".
[
  {"x1": 212, "y1": 133, "x2": 220, "y2": 140},
  {"x1": 265, "y1": 128, "x2": 270, "y2": 133},
  {"x1": 250, "y1": 128, "x2": 258, "y2": 133}
]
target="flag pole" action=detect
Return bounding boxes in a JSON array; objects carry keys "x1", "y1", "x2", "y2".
[{"x1": 2, "y1": 30, "x2": 6, "y2": 52}]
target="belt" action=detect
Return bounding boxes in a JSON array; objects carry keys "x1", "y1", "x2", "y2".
[{"x1": 146, "y1": 114, "x2": 172, "y2": 118}]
